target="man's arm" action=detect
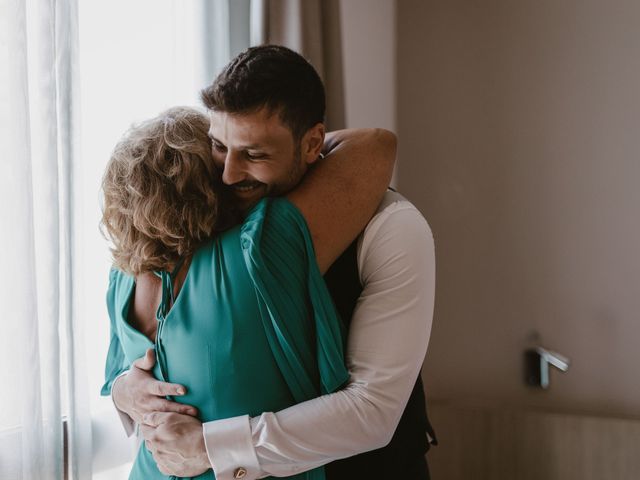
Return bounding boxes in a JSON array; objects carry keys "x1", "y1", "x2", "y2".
[{"x1": 202, "y1": 195, "x2": 435, "y2": 479}]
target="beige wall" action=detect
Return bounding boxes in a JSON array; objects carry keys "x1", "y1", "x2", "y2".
[
  {"x1": 397, "y1": 0, "x2": 640, "y2": 417},
  {"x1": 340, "y1": 0, "x2": 396, "y2": 132}
]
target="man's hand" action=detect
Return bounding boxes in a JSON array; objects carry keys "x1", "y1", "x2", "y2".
[
  {"x1": 140, "y1": 412, "x2": 210, "y2": 477},
  {"x1": 112, "y1": 348, "x2": 198, "y2": 424}
]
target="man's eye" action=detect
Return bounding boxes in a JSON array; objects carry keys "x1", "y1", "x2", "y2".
[
  {"x1": 213, "y1": 143, "x2": 227, "y2": 152},
  {"x1": 247, "y1": 152, "x2": 267, "y2": 160}
]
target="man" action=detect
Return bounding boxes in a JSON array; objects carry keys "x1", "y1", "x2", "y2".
[{"x1": 110, "y1": 45, "x2": 436, "y2": 479}]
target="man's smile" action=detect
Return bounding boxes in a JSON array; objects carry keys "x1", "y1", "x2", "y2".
[
  {"x1": 233, "y1": 184, "x2": 259, "y2": 192},
  {"x1": 229, "y1": 181, "x2": 266, "y2": 199}
]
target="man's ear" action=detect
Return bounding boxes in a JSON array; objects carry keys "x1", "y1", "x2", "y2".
[{"x1": 301, "y1": 123, "x2": 326, "y2": 165}]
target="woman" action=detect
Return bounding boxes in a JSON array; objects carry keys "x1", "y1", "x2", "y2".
[{"x1": 100, "y1": 106, "x2": 395, "y2": 479}]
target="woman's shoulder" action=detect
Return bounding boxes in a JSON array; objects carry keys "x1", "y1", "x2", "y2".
[
  {"x1": 107, "y1": 267, "x2": 134, "y2": 300},
  {"x1": 108, "y1": 267, "x2": 134, "y2": 291},
  {"x1": 239, "y1": 197, "x2": 314, "y2": 278},
  {"x1": 189, "y1": 197, "x2": 309, "y2": 271},
  {"x1": 240, "y1": 197, "x2": 307, "y2": 243}
]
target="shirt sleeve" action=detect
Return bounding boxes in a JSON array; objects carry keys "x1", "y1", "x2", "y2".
[
  {"x1": 110, "y1": 371, "x2": 136, "y2": 437},
  {"x1": 101, "y1": 268, "x2": 136, "y2": 437},
  {"x1": 101, "y1": 268, "x2": 130, "y2": 396},
  {"x1": 203, "y1": 199, "x2": 436, "y2": 479}
]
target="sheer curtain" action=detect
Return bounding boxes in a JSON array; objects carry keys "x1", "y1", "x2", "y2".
[
  {"x1": 0, "y1": 0, "x2": 92, "y2": 479},
  {"x1": 0, "y1": 0, "x2": 268, "y2": 477},
  {"x1": 77, "y1": 1, "x2": 248, "y2": 478}
]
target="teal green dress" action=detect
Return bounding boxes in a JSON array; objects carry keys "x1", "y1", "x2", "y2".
[{"x1": 101, "y1": 198, "x2": 349, "y2": 480}]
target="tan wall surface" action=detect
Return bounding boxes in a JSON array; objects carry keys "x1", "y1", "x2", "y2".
[
  {"x1": 397, "y1": 0, "x2": 640, "y2": 417},
  {"x1": 340, "y1": 0, "x2": 396, "y2": 131}
]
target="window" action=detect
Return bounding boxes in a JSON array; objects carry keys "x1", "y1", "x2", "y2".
[
  {"x1": 76, "y1": 1, "x2": 249, "y2": 476},
  {"x1": 0, "y1": 1, "x2": 250, "y2": 476}
]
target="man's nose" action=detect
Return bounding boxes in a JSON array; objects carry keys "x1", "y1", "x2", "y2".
[{"x1": 221, "y1": 151, "x2": 247, "y2": 185}]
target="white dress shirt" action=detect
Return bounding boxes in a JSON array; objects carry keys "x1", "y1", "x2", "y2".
[
  {"x1": 203, "y1": 191, "x2": 436, "y2": 479},
  {"x1": 112, "y1": 192, "x2": 435, "y2": 479}
]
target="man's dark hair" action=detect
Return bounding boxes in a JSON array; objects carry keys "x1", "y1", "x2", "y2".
[{"x1": 201, "y1": 45, "x2": 325, "y2": 140}]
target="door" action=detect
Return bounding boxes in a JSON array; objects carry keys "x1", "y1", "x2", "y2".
[{"x1": 397, "y1": 1, "x2": 640, "y2": 478}]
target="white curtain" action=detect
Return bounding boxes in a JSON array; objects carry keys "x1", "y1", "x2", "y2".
[{"x1": 0, "y1": 0, "x2": 92, "y2": 478}]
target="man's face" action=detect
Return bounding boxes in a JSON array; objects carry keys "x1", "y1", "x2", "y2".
[{"x1": 208, "y1": 107, "x2": 307, "y2": 211}]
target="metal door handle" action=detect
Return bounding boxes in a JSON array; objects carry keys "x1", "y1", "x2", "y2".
[{"x1": 524, "y1": 347, "x2": 570, "y2": 389}]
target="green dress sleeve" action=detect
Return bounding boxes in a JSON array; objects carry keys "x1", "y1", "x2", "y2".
[
  {"x1": 101, "y1": 268, "x2": 130, "y2": 396},
  {"x1": 240, "y1": 197, "x2": 350, "y2": 403}
]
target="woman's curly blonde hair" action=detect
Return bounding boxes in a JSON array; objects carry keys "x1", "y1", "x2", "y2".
[{"x1": 101, "y1": 106, "x2": 232, "y2": 275}]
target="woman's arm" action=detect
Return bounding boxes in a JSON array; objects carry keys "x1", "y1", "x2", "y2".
[{"x1": 286, "y1": 128, "x2": 396, "y2": 273}]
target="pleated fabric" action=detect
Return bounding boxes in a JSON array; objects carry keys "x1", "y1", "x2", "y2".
[{"x1": 241, "y1": 198, "x2": 350, "y2": 399}]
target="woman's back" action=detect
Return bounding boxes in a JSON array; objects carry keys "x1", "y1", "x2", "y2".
[{"x1": 105, "y1": 198, "x2": 347, "y2": 480}]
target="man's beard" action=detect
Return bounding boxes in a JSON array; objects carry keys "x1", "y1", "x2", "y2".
[
  {"x1": 230, "y1": 143, "x2": 305, "y2": 213},
  {"x1": 279, "y1": 143, "x2": 305, "y2": 194}
]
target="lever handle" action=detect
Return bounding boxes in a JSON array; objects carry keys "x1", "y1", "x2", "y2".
[{"x1": 524, "y1": 347, "x2": 570, "y2": 389}]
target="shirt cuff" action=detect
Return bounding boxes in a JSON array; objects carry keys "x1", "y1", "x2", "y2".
[
  {"x1": 111, "y1": 371, "x2": 136, "y2": 437},
  {"x1": 203, "y1": 415, "x2": 263, "y2": 480}
]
